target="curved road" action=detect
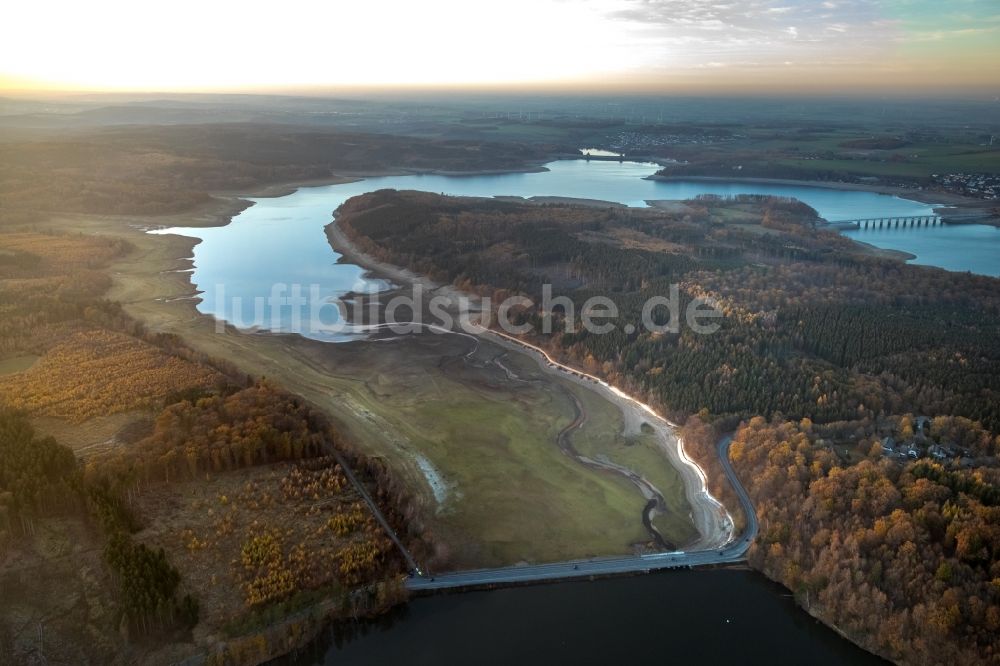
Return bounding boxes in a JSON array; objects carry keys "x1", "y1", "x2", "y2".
[
  {"x1": 716, "y1": 433, "x2": 758, "y2": 553},
  {"x1": 407, "y1": 433, "x2": 756, "y2": 591}
]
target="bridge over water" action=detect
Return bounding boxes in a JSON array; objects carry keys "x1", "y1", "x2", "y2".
[{"x1": 826, "y1": 215, "x2": 942, "y2": 230}]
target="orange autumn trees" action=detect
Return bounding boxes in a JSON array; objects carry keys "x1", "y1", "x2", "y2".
[
  {"x1": 731, "y1": 417, "x2": 1000, "y2": 664},
  {"x1": 0, "y1": 210, "x2": 422, "y2": 654},
  {"x1": 0, "y1": 329, "x2": 218, "y2": 422},
  {"x1": 101, "y1": 382, "x2": 331, "y2": 483},
  {"x1": 0, "y1": 230, "x2": 235, "y2": 426}
]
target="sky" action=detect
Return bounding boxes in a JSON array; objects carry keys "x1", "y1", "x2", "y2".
[{"x1": 2, "y1": 0, "x2": 999, "y2": 95}]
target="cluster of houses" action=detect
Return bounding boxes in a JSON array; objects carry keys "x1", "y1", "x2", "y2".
[
  {"x1": 931, "y1": 173, "x2": 1000, "y2": 200},
  {"x1": 878, "y1": 416, "x2": 970, "y2": 464}
]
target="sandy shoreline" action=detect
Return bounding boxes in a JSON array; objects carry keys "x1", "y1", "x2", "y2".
[{"x1": 485, "y1": 327, "x2": 735, "y2": 550}]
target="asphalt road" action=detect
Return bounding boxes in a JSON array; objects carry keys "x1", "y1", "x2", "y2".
[{"x1": 406, "y1": 433, "x2": 756, "y2": 591}]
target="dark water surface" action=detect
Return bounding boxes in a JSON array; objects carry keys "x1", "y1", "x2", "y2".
[{"x1": 280, "y1": 570, "x2": 887, "y2": 666}]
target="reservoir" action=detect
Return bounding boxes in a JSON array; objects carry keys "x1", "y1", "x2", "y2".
[
  {"x1": 282, "y1": 569, "x2": 887, "y2": 665},
  {"x1": 150, "y1": 160, "x2": 938, "y2": 662},
  {"x1": 154, "y1": 159, "x2": 996, "y2": 339}
]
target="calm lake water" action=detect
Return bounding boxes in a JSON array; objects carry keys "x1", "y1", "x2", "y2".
[
  {"x1": 280, "y1": 570, "x2": 887, "y2": 666},
  {"x1": 845, "y1": 223, "x2": 1000, "y2": 276},
  {"x1": 154, "y1": 159, "x2": 995, "y2": 339}
]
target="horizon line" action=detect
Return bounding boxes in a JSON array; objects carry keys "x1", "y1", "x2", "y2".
[{"x1": 3, "y1": 83, "x2": 1000, "y2": 102}]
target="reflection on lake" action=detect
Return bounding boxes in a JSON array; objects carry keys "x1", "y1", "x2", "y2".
[{"x1": 145, "y1": 161, "x2": 968, "y2": 665}]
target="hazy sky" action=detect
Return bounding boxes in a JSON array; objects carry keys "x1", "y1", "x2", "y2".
[{"x1": 2, "y1": 0, "x2": 998, "y2": 94}]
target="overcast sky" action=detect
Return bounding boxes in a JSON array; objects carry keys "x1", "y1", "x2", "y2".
[{"x1": 2, "y1": 0, "x2": 998, "y2": 94}]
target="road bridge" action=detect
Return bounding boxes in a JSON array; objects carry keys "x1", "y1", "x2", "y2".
[{"x1": 827, "y1": 215, "x2": 941, "y2": 230}]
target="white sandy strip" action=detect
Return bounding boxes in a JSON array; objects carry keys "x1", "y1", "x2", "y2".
[{"x1": 413, "y1": 453, "x2": 450, "y2": 507}]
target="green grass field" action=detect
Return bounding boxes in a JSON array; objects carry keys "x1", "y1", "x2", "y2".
[
  {"x1": 332, "y1": 337, "x2": 664, "y2": 567},
  {"x1": 565, "y1": 381, "x2": 698, "y2": 547}
]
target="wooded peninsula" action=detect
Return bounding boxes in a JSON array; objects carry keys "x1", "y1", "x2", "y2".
[{"x1": 336, "y1": 189, "x2": 1000, "y2": 664}]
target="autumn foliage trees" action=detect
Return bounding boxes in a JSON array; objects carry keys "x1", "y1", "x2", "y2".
[
  {"x1": 0, "y1": 231, "x2": 238, "y2": 424},
  {"x1": 100, "y1": 382, "x2": 331, "y2": 483},
  {"x1": 88, "y1": 384, "x2": 413, "y2": 621},
  {"x1": 1, "y1": 380, "x2": 415, "y2": 635},
  {"x1": 732, "y1": 417, "x2": 1000, "y2": 664},
  {"x1": 0, "y1": 227, "x2": 418, "y2": 642},
  {"x1": 0, "y1": 329, "x2": 219, "y2": 422},
  {"x1": 338, "y1": 190, "x2": 1000, "y2": 663}
]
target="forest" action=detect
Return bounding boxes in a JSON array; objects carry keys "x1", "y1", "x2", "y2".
[
  {"x1": 730, "y1": 417, "x2": 1000, "y2": 664},
  {"x1": 0, "y1": 409, "x2": 197, "y2": 636},
  {"x1": 336, "y1": 190, "x2": 1000, "y2": 431},
  {"x1": 0, "y1": 408, "x2": 79, "y2": 531},
  {"x1": 113, "y1": 382, "x2": 414, "y2": 635},
  {"x1": 0, "y1": 226, "x2": 426, "y2": 661},
  {"x1": 0, "y1": 231, "x2": 235, "y2": 419}
]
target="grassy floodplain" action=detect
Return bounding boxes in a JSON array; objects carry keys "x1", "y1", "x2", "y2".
[
  {"x1": 565, "y1": 380, "x2": 698, "y2": 546},
  {"x1": 42, "y1": 197, "x2": 696, "y2": 569}
]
